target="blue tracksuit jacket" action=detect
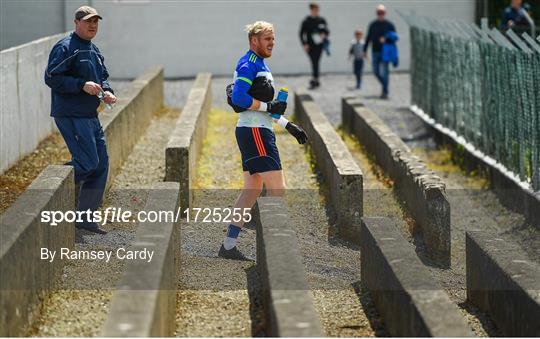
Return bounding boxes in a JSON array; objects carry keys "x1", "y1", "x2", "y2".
[{"x1": 45, "y1": 32, "x2": 113, "y2": 117}]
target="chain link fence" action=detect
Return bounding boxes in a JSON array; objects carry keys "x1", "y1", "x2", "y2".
[{"x1": 401, "y1": 12, "x2": 540, "y2": 191}]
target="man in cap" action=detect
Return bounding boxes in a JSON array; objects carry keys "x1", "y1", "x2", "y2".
[
  {"x1": 44, "y1": 6, "x2": 116, "y2": 234},
  {"x1": 364, "y1": 4, "x2": 396, "y2": 99}
]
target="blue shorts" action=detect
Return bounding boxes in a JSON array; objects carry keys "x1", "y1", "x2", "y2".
[{"x1": 235, "y1": 127, "x2": 282, "y2": 175}]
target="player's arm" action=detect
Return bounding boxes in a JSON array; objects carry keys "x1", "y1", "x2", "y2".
[{"x1": 231, "y1": 63, "x2": 286, "y2": 115}]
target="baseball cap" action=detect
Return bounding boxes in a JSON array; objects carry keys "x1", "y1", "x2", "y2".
[
  {"x1": 376, "y1": 4, "x2": 386, "y2": 14},
  {"x1": 75, "y1": 6, "x2": 103, "y2": 21}
]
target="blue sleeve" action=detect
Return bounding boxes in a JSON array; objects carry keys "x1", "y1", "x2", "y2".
[
  {"x1": 95, "y1": 46, "x2": 114, "y2": 94},
  {"x1": 231, "y1": 62, "x2": 256, "y2": 108},
  {"x1": 385, "y1": 31, "x2": 399, "y2": 43},
  {"x1": 44, "y1": 43, "x2": 85, "y2": 94}
]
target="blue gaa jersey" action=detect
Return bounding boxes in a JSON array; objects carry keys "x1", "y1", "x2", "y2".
[{"x1": 231, "y1": 50, "x2": 274, "y2": 130}]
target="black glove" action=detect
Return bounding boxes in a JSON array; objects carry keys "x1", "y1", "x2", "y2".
[
  {"x1": 266, "y1": 100, "x2": 287, "y2": 115},
  {"x1": 286, "y1": 122, "x2": 308, "y2": 144},
  {"x1": 226, "y1": 83, "x2": 247, "y2": 113}
]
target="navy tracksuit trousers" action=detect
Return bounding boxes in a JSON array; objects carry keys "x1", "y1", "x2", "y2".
[{"x1": 54, "y1": 117, "x2": 109, "y2": 225}]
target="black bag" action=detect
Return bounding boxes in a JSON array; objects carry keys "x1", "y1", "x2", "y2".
[{"x1": 226, "y1": 76, "x2": 275, "y2": 113}]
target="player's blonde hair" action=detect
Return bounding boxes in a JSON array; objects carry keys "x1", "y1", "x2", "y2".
[{"x1": 245, "y1": 21, "x2": 274, "y2": 41}]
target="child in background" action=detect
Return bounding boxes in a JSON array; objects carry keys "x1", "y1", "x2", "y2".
[{"x1": 348, "y1": 30, "x2": 365, "y2": 89}]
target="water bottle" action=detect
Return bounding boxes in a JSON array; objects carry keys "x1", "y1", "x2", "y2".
[
  {"x1": 97, "y1": 91, "x2": 114, "y2": 110},
  {"x1": 271, "y1": 87, "x2": 288, "y2": 119},
  {"x1": 277, "y1": 87, "x2": 288, "y2": 102}
]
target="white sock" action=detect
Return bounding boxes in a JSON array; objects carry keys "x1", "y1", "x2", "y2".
[{"x1": 223, "y1": 237, "x2": 237, "y2": 250}]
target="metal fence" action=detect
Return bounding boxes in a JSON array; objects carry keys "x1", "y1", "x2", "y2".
[{"x1": 401, "y1": 12, "x2": 540, "y2": 191}]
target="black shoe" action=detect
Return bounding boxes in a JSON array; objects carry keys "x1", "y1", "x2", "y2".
[
  {"x1": 218, "y1": 245, "x2": 254, "y2": 261},
  {"x1": 380, "y1": 93, "x2": 388, "y2": 99},
  {"x1": 76, "y1": 222, "x2": 108, "y2": 235}
]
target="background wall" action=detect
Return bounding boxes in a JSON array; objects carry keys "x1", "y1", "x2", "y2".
[
  {"x1": 0, "y1": 0, "x2": 65, "y2": 50},
  {"x1": 0, "y1": 33, "x2": 67, "y2": 174},
  {"x1": 1, "y1": 0, "x2": 476, "y2": 78}
]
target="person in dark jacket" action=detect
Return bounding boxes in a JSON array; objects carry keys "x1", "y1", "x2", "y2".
[
  {"x1": 300, "y1": 3, "x2": 329, "y2": 89},
  {"x1": 364, "y1": 4, "x2": 396, "y2": 99},
  {"x1": 44, "y1": 6, "x2": 116, "y2": 234},
  {"x1": 501, "y1": 0, "x2": 534, "y2": 35}
]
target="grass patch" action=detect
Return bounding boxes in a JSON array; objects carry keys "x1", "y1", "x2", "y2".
[{"x1": 194, "y1": 108, "x2": 243, "y2": 189}]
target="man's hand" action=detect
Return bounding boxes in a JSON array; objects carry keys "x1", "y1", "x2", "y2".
[
  {"x1": 266, "y1": 100, "x2": 287, "y2": 115},
  {"x1": 103, "y1": 91, "x2": 117, "y2": 105},
  {"x1": 304, "y1": 44, "x2": 310, "y2": 53},
  {"x1": 286, "y1": 122, "x2": 308, "y2": 144},
  {"x1": 379, "y1": 36, "x2": 386, "y2": 43},
  {"x1": 83, "y1": 81, "x2": 103, "y2": 96}
]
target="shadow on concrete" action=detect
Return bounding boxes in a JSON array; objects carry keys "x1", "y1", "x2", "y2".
[
  {"x1": 363, "y1": 95, "x2": 383, "y2": 100},
  {"x1": 245, "y1": 265, "x2": 266, "y2": 337},
  {"x1": 303, "y1": 146, "x2": 361, "y2": 251},
  {"x1": 352, "y1": 281, "x2": 389, "y2": 337},
  {"x1": 457, "y1": 301, "x2": 501, "y2": 337}
]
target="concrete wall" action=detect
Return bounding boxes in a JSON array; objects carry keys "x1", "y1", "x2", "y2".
[
  {"x1": 100, "y1": 66, "x2": 164, "y2": 191},
  {"x1": 361, "y1": 217, "x2": 473, "y2": 337},
  {"x1": 0, "y1": 0, "x2": 65, "y2": 50},
  {"x1": 0, "y1": 165, "x2": 75, "y2": 337},
  {"x1": 343, "y1": 98, "x2": 451, "y2": 267},
  {"x1": 256, "y1": 197, "x2": 324, "y2": 337},
  {"x1": 0, "y1": 67, "x2": 162, "y2": 336},
  {"x1": 466, "y1": 231, "x2": 540, "y2": 336},
  {"x1": 165, "y1": 73, "x2": 212, "y2": 211},
  {"x1": 2, "y1": 0, "x2": 476, "y2": 78},
  {"x1": 295, "y1": 90, "x2": 364, "y2": 244},
  {"x1": 0, "y1": 33, "x2": 67, "y2": 174},
  {"x1": 102, "y1": 182, "x2": 180, "y2": 337}
]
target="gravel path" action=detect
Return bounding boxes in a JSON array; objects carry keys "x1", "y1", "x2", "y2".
[
  {"x1": 175, "y1": 108, "x2": 260, "y2": 337},
  {"x1": 409, "y1": 146, "x2": 538, "y2": 335},
  {"x1": 176, "y1": 85, "x2": 384, "y2": 336},
  {"x1": 411, "y1": 147, "x2": 539, "y2": 264},
  {"x1": 28, "y1": 107, "x2": 180, "y2": 337},
  {"x1": 340, "y1": 130, "x2": 494, "y2": 336},
  {"x1": 216, "y1": 75, "x2": 386, "y2": 336},
  {"x1": 277, "y1": 127, "x2": 383, "y2": 337}
]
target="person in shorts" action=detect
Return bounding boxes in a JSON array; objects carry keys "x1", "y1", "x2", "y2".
[{"x1": 221, "y1": 21, "x2": 308, "y2": 260}]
